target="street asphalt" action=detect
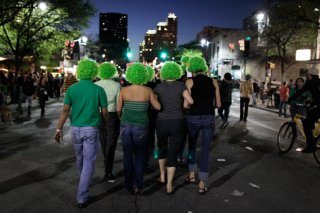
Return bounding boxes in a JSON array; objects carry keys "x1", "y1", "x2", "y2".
[{"x1": 0, "y1": 92, "x2": 320, "y2": 213}]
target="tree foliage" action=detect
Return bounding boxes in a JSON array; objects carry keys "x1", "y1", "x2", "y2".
[
  {"x1": 264, "y1": 0, "x2": 318, "y2": 81},
  {"x1": 0, "y1": 0, "x2": 95, "y2": 75}
]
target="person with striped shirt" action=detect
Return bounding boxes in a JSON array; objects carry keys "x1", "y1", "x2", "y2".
[{"x1": 117, "y1": 63, "x2": 161, "y2": 195}]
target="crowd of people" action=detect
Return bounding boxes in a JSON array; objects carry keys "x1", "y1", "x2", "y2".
[{"x1": 2, "y1": 56, "x2": 319, "y2": 209}]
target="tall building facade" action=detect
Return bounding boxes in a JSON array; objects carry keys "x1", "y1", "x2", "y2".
[
  {"x1": 139, "y1": 13, "x2": 178, "y2": 62},
  {"x1": 99, "y1": 13, "x2": 128, "y2": 62}
]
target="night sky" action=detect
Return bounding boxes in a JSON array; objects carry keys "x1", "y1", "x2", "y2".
[{"x1": 84, "y1": 0, "x2": 264, "y2": 60}]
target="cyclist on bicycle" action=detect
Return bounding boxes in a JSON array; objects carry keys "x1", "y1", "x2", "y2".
[{"x1": 288, "y1": 67, "x2": 320, "y2": 153}]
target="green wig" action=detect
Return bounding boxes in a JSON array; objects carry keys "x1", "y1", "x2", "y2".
[
  {"x1": 125, "y1": 63, "x2": 148, "y2": 85},
  {"x1": 187, "y1": 56, "x2": 208, "y2": 73},
  {"x1": 99, "y1": 62, "x2": 117, "y2": 79},
  {"x1": 160, "y1": 61, "x2": 182, "y2": 80},
  {"x1": 146, "y1": 65, "x2": 155, "y2": 82},
  {"x1": 76, "y1": 59, "x2": 99, "y2": 80},
  {"x1": 180, "y1": 56, "x2": 190, "y2": 73}
]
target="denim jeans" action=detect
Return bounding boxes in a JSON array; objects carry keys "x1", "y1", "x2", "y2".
[
  {"x1": 240, "y1": 97, "x2": 250, "y2": 120},
  {"x1": 187, "y1": 115, "x2": 215, "y2": 183},
  {"x1": 71, "y1": 126, "x2": 99, "y2": 204},
  {"x1": 279, "y1": 101, "x2": 288, "y2": 117},
  {"x1": 218, "y1": 104, "x2": 231, "y2": 121},
  {"x1": 120, "y1": 123, "x2": 148, "y2": 193}
]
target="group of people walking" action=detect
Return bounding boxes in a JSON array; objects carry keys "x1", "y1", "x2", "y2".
[
  {"x1": 53, "y1": 53, "x2": 320, "y2": 209},
  {"x1": 54, "y1": 56, "x2": 222, "y2": 208}
]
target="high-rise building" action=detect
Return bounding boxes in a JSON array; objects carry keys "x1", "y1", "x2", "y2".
[
  {"x1": 139, "y1": 13, "x2": 178, "y2": 62},
  {"x1": 99, "y1": 13, "x2": 128, "y2": 62}
]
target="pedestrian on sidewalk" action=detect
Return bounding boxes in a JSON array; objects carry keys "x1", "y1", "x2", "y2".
[
  {"x1": 21, "y1": 73, "x2": 35, "y2": 115},
  {"x1": 218, "y1": 72, "x2": 233, "y2": 128},
  {"x1": 185, "y1": 56, "x2": 221, "y2": 194},
  {"x1": 154, "y1": 61, "x2": 193, "y2": 194},
  {"x1": 252, "y1": 80, "x2": 260, "y2": 107},
  {"x1": 239, "y1": 74, "x2": 253, "y2": 121},
  {"x1": 54, "y1": 59, "x2": 109, "y2": 208},
  {"x1": 278, "y1": 81, "x2": 289, "y2": 117},
  {"x1": 117, "y1": 63, "x2": 161, "y2": 195},
  {"x1": 53, "y1": 74, "x2": 61, "y2": 101},
  {"x1": 95, "y1": 62, "x2": 121, "y2": 183},
  {"x1": 37, "y1": 71, "x2": 48, "y2": 117}
]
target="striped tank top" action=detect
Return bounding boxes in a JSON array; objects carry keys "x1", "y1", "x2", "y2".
[{"x1": 121, "y1": 101, "x2": 149, "y2": 126}]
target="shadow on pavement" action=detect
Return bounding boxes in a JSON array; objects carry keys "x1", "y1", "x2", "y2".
[
  {"x1": 34, "y1": 117, "x2": 52, "y2": 129},
  {"x1": 0, "y1": 157, "x2": 75, "y2": 195}
]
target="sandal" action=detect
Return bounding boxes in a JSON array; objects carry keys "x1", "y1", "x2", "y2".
[
  {"x1": 198, "y1": 182, "x2": 208, "y2": 195},
  {"x1": 156, "y1": 177, "x2": 166, "y2": 185},
  {"x1": 184, "y1": 176, "x2": 196, "y2": 184},
  {"x1": 166, "y1": 185, "x2": 175, "y2": 195}
]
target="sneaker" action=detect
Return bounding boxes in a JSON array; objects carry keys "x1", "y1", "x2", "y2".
[{"x1": 106, "y1": 173, "x2": 116, "y2": 183}]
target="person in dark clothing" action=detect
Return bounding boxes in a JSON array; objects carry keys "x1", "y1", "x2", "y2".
[
  {"x1": 154, "y1": 62, "x2": 193, "y2": 194},
  {"x1": 144, "y1": 66, "x2": 159, "y2": 169},
  {"x1": 38, "y1": 72, "x2": 48, "y2": 117},
  {"x1": 218, "y1": 72, "x2": 233, "y2": 128},
  {"x1": 185, "y1": 56, "x2": 221, "y2": 194},
  {"x1": 289, "y1": 67, "x2": 320, "y2": 153},
  {"x1": 20, "y1": 74, "x2": 35, "y2": 115},
  {"x1": 53, "y1": 74, "x2": 61, "y2": 100}
]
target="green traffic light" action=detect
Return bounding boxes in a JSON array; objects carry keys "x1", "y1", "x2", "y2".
[
  {"x1": 160, "y1": 52, "x2": 167, "y2": 59},
  {"x1": 245, "y1": 36, "x2": 251, "y2": 41},
  {"x1": 126, "y1": 52, "x2": 132, "y2": 59}
]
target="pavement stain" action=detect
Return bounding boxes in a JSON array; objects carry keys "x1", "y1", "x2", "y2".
[{"x1": 0, "y1": 157, "x2": 75, "y2": 195}]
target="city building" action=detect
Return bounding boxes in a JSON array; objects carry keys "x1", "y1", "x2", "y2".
[
  {"x1": 99, "y1": 13, "x2": 128, "y2": 62},
  {"x1": 139, "y1": 13, "x2": 178, "y2": 62},
  {"x1": 197, "y1": 26, "x2": 250, "y2": 79}
]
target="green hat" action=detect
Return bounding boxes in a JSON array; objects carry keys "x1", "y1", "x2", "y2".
[
  {"x1": 76, "y1": 59, "x2": 99, "y2": 80},
  {"x1": 187, "y1": 56, "x2": 208, "y2": 73},
  {"x1": 160, "y1": 61, "x2": 182, "y2": 80},
  {"x1": 180, "y1": 56, "x2": 190, "y2": 73},
  {"x1": 146, "y1": 65, "x2": 155, "y2": 82},
  {"x1": 125, "y1": 63, "x2": 148, "y2": 85},
  {"x1": 99, "y1": 62, "x2": 117, "y2": 79}
]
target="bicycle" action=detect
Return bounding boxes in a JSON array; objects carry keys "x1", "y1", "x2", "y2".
[{"x1": 277, "y1": 105, "x2": 320, "y2": 164}]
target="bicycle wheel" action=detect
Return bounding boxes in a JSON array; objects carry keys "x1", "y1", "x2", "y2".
[
  {"x1": 313, "y1": 136, "x2": 320, "y2": 165},
  {"x1": 277, "y1": 122, "x2": 296, "y2": 153}
]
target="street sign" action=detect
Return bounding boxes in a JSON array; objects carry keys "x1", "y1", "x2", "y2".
[{"x1": 238, "y1": 39, "x2": 244, "y2": 51}]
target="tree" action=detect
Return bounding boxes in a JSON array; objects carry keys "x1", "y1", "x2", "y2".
[
  {"x1": 0, "y1": 0, "x2": 95, "y2": 77},
  {"x1": 264, "y1": 0, "x2": 318, "y2": 81},
  {"x1": 174, "y1": 40, "x2": 203, "y2": 62}
]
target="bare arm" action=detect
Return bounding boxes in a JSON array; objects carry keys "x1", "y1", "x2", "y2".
[
  {"x1": 182, "y1": 89, "x2": 193, "y2": 108},
  {"x1": 117, "y1": 89, "x2": 124, "y2": 117},
  {"x1": 149, "y1": 88, "x2": 161, "y2": 110},
  {"x1": 213, "y1": 79, "x2": 221, "y2": 108},
  {"x1": 54, "y1": 104, "x2": 71, "y2": 143},
  {"x1": 185, "y1": 79, "x2": 193, "y2": 93}
]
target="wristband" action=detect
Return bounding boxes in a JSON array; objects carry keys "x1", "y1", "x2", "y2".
[{"x1": 56, "y1": 129, "x2": 62, "y2": 132}]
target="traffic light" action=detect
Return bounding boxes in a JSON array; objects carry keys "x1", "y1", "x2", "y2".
[
  {"x1": 160, "y1": 51, "x2": 168, "y2": 60},
  {"x1": 244, "y1": 37, "x2": 250, "y2": 58},
  {"x1": 126, "y1": 50, "x2": 132, "y2": 60}
]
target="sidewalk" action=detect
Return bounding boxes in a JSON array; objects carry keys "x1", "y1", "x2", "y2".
[
  {"x1": 251, "y1": 99, "x2": 279, "y2": 114},
  {"x1": 2, "y1": 97, "x2": 59, "y2": 123}
]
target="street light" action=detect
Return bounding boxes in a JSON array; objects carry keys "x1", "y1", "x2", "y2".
[
  {"x1": 38, "y1": 2, "x2": 47, "y2": 11},
  {"x1": 256, "y1": 13, "x2": 265, "y2": 22},
  {"x1": 201, "y1": 39, "x2": 209, "y2": 47}
]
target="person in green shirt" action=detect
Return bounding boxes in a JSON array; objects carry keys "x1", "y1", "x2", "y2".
[
  {"x1": 95, "y1": 62, "x2": 121, "y2": 183},
  {"x1": 117, "y1": 63, "x2": 161, "y2": 195},
  {"x1": 54, "y1": 59, "x2": 109, "y2": 209}
]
